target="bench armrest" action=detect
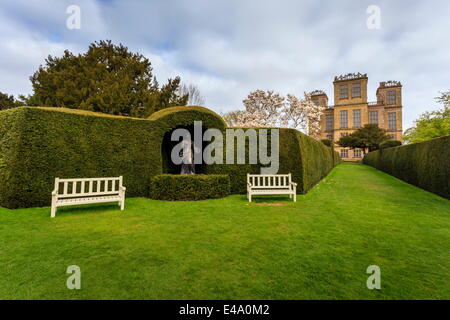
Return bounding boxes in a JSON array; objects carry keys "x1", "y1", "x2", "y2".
[
  {"x1": 51, "y1": 190, "x2": 57, "y2": 196},
  {"x1": 247, "y1": 182, "x2": 252, "y2": 188},
  {"x1": 120, "y1": 186, "x2": 126, "y2": 191},
  {"x1": 291, "y1": 182, "x2": 297, "y2": 187}
]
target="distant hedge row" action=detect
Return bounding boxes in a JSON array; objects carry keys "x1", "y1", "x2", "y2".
[
  {"x1": 363, "y1": 135, "x2": 450, "y2": 199},
  {"x1": 0, "y1": 106, "x2": 339, "y2": 208},
  {"x1": 150, "y1": 174, "x2": 230, "y2": 200}
]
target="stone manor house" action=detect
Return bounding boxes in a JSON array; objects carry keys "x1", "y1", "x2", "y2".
[{"x1": 315, "y1": 73, "x2": 403, "y2": 161}]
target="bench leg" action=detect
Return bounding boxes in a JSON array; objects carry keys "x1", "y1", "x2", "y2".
[
  {"x1": 248, "y1": 193, "x2": 252, "y2": 202},
  {"x1": 120, "y1": 200, "x2": 125, "y2": 210},
  {"x1": 51, "y1": 205, "x2": 57, "y2": 218},
  {"x1": 293, "y1": 193, "x2": 296, "y2": 202}
]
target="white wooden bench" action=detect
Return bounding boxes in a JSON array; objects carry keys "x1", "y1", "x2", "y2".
[
  {"x1": 247, "y1": 173, "x2": 297, "y2": 202},
  {"x1": 51, "y1": 176, "x2": 126, "y2": 218}
]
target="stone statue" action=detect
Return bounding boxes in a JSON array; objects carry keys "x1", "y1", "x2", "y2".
[{"x1": 180, "y1": 138, "x2": 199, "y2": 174}]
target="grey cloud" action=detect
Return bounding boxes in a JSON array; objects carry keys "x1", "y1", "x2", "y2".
[{"x1": 0, "y1": 0, "x2": 449, "y2": 130}]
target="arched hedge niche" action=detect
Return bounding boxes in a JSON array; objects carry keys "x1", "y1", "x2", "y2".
[
  {"x1": 161, "y1": 124, "x2": 208, "y2": 174},
  {"x1": 148, "y1": 106, "x2": 227, "y2": 175}
]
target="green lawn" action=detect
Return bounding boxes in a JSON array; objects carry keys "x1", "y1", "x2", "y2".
[{"x1": 0, "y1": 163, "x2": 449, "y2": 299}]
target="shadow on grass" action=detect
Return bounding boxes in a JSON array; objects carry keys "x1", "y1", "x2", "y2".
[
  {"x1": 246, "y1": 195, "x2": 294, "y2": 204},
  {"x1": 55, "y1": 203, "x2": 122, "y2": 217}
]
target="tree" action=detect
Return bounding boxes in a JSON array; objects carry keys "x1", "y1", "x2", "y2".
[
  {"x1": 221, "y1": 109, "x2": 266, "y2": 127},
  {"x1": 233, "y1": 110, "x2": 267, "y2": 127},
  {"x1": 178, "y1": 83, "x2": 205, "y2": 106},
  {"x1": 242, "y1": 90, "x2": 285, "y2": 127},
  {"x1": 281, "y1": 94, "x2": 306, "y2": 129},
  {"x1": 221, "y1": 110, "x2": 245, "y2": 126},
  {"x1": 157, "y1": 77, "x2": 189, "y2": 110},
  {"x1": 0, "y1": 92, "x2": 19, "y2": 110},
  {"x1": 436, "y1": 90, "x2": 450, "y2": 107},
  {"x1": 337, "y1": 124, "x2": 391, "y2": 153},
  {"x1": 403, "y1": 91, "x2": 450, "y2": 144},
  {"x1": 281, "y1": 92, "x2": 325, "y2": 137},
  {"x1": 28, "y1": 40, "x2": 188, "y2": 117},
  {"x1": 238, "y1": 90, "x2": 324, "y2": 133},
  {"x1": 16, "y1": 94, "x2": 41, "y2": 106},
  {"x1": 320, "y1": 139, "x2": 332, "y2": 147}
]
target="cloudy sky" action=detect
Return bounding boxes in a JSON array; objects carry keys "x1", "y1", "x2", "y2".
[{"x1": 1, "y1": 0, "x2": 449, "y2": 129}]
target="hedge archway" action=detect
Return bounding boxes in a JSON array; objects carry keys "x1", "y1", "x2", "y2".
[{"x1": 148, "y1": 106, "x2": 227, "y2": 177}]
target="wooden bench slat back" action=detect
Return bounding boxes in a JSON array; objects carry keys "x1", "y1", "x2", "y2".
[
  {"x1": 247, "y1": 174, "x2": 291, "y2": 189},
  {"x1": 55, "y1": 177, "x2": 122, "y2": 198}
]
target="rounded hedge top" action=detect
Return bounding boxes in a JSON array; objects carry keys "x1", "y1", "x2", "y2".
[
  {"x1": 17, "y1": 107, "x2": 146, "y2": 120},
  {"x1": 148, "y1": 105, "x2": 227, "y2": 127}
]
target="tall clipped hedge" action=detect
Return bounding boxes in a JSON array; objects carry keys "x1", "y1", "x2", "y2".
[
  {"x1": 0, "y1": 106, "x2": 340, "y2": 208},
  {"x1": 363, "y1": 135, "x2": 450, "y2": 199},
  {"x1": 0, "y1": 107, "x2": 154, "y2": 208},
  {"x1": 207, "y1": 128, "x2": 340, "y2": 194},
  {"x1": 296, "y1": 132, "x2": 340, "y2": 192}
]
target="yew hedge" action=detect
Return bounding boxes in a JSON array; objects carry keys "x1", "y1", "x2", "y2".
[
  {"x1": 0, "y1": 106, "x2": 339, "y2": 208},
  {"x1": 363, "y1": 135, "x2": 450, "y2": 199}
]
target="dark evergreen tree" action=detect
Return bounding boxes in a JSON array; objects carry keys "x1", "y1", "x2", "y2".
[
  {"x1": 337, "y1": 124, "x2": 391, "y2": 153},
  {"x1": 28, "y1": 40, "x2": 188, "y2": 117},
  {"x1": 0, "y1": 92, "x2": 20, "y2": 110}
]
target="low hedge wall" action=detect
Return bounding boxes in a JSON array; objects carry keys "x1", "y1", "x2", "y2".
[
  {"x1": 149, "y1": 174, "x2": 230, "y2": 200},
  {"x1": 363, "y1": 135, "x2": 450, "y2": 199}
]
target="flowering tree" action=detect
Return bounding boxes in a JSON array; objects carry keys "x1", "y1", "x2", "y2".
[
  {"x1": 234, "y1": 110, "x2": 266, "y2": 127},
  {"x1": 303, "y1": 93, "x2": 326, "y2": 138},
  {"x1": 281, "y1": 93, "x2": 307, "y2": 130},
  {"x1": 221, "y1": 110, "x2": 264, "y2": 127},
  {"x1": 242, "y1": 90, "x2": 285, "y2": 127},
  {"x1": 225, "y1": 90, "x2": 325, "y2": 138},
  {"x1": 281, "y1": 92, "x2": 325, "y2": 137}
]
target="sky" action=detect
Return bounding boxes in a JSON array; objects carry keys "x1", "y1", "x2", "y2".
[{"x1": 1, "y1": 0, "x2": 450, "y2": 130}]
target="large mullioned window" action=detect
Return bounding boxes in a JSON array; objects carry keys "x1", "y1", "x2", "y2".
[
  {"x1": 340, "y1": 149, "x2": 348, "y2": 158},
  {"x1": 340, "y1": 110, "x2": 348, "y2": 128},
  {"x1": 369, "y1": 111, "x2": 378, "y2": 124},
  {"x1": 326, "y1": 115, "x2": 333, "y2": 131},
  {"x1": 352, "y1": 83, "x2": 361, "y2": 98},
  {"x1": 387, "y1": 90, "x2": 396, "y2": 105},
  {"x1": 340, "y1": 85, "x2": 348, "y2": 99},
  {"x1": 388, "y1": 112, "x2": 397, "y2": 130},
  {"x1": 353, "y1": 109, "x2": 361, "y2": 127}
]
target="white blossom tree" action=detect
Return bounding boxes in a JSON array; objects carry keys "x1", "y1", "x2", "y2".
[
  {"x1": 277, "y1": 91, "x2": 325, "y2": 137},
  {"x1": 291, "y1": 92, "x2": 325, "y2": 138},
  {"x1": 233, "y1": 110, "x2": 266, "y2": 127},
  {"x1": 221, "y1": 109, "x2": 266, "y2": 127},
  {"x1": 242, "y1": 90, "x2": 285, "y2": 127},
  {"x1": 227, "y1": 90, "x2": 325, "y2": 138},
  {"x1": 281, "y1": 93, "x2": 307, "y2": 129}
]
